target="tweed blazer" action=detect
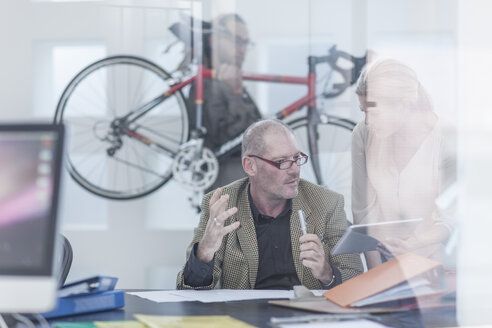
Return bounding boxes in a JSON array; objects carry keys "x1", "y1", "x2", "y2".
[{"x1": 176, "y1": 178, "x2": 363, "y2": 290}]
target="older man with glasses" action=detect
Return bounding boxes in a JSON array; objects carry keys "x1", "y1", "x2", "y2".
[{"x1": 177, "y1": 119, "x2": 363, "y2": 290}]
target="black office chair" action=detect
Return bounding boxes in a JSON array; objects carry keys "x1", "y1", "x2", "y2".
[{"x1": 58, "y1": 234, "x2": 73, "y2": 287}]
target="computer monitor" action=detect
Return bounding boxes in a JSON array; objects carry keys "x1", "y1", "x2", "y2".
[{"x1": 0, "y1": 123, "x2": 64, "y2": 313}]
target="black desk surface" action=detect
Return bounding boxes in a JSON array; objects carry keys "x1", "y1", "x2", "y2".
[{"x1": 49, "y1": 292, "x2": 458, "y2": 328}]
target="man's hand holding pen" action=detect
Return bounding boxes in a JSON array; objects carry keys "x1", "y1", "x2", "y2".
[
  {"x1": 298, "y1": 210, "x2": 334, "y2": 285},
  {"x1": 197, "y1": 188, "x2": 240, "y2": 263},
  {"x1": 299, "y1": 234, "x2": 334, "y2": 284}
]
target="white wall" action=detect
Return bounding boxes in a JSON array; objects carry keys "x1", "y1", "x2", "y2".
[
  {"x1": 367, "y1": 0, "x2": 457, "y2": 121},
  {"x1": 456, "y1": 0, "x2": 492, "y2": 324}
]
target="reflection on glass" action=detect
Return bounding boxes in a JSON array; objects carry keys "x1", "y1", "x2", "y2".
[
  {"x1": 352, "y1": 58, "x2": 454, "y2": 270},
  {"x1": 184, "y1": 13, "x2": 262, "y2": 192}
]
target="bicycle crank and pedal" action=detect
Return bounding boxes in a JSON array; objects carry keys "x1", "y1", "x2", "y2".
[{"x1": 172, "y1": 139, "x2": 219, "y2": 192}]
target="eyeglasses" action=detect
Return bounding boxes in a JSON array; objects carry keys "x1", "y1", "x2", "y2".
[{"x1": 249, "y1": 152, "x2": 308, "y2": 170}]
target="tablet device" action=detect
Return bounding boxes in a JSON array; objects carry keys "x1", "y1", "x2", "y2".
[{"x1": 331, "y1": 218, "x2": 424, "y2": 255}]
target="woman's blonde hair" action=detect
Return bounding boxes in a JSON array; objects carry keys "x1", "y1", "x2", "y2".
[{"x1": 356, "y1": 58, "x2": 433, "y2": 112}]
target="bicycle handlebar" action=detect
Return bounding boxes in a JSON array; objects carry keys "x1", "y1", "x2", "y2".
[{"x1": 310, "y1": 45, "x2": 367, "y2": 98}]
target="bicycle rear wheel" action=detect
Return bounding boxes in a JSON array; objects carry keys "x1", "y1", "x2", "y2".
[
  {"x1": 54, "y1": 55, "x2": 189, "y2": 200},
  {"x1": 288, "y1": 116, "x2": 355, "y2": 222}
]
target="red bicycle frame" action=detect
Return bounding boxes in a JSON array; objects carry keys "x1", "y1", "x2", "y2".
[{"x1": 164, "y1": 64, "x2": 317, "y2": 129}]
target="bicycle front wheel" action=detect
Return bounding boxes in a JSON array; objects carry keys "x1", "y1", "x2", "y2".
[
  {"x1": 54, "y1": 55, "x2": 189, "y2": 200},
  {"x1": 288, "y1": 116, "x2": 355, "y2": 221}
]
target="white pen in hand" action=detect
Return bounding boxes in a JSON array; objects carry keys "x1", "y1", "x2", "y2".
[{"x1": 298, "y1": 209, "x2": 307, "y2": 235}]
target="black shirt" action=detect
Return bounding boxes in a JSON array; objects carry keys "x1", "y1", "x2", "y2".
[{"x1": 249, "y1": 193, "x2": 301, "y2": 289}]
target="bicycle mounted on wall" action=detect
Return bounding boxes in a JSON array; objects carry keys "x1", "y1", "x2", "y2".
[{"x1": 54, "y1": 15, "x2": 367, "y2": 209}]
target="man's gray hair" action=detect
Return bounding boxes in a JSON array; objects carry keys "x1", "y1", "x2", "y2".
[{"x1": 241, "y1": 119, "x2": 294, "y2": 157}]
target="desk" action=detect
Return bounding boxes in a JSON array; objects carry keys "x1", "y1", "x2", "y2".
[{"x1": 48, "y1": 292, "x2": 458, "y2": 328}]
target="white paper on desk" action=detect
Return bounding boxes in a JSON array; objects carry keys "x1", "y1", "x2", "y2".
[
  {"x1": 128, "y1": 289, "x2": 325, "y2": 303},
  {"x1": 127, "y1": 290, "x2": 194, "y2": 302},
  {"x1": 277, "y1": 319, "x2": 390, "y2": 328}
]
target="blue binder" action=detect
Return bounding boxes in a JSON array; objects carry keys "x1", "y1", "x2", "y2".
[
  {"x1": 58, "y1": 276, "x2": 118, "y2": 298},
  {"x1": 42, "y1": 290, "x2": 125, "y2": 319}
]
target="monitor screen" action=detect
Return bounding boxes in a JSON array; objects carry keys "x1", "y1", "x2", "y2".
[{"x1": 0, "y1": 123, "x2": 64, "y2": 313}]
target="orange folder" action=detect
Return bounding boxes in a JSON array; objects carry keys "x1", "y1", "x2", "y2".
[{"x1": 323, "y1": 252, "x2": 442, "y2": 308}]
